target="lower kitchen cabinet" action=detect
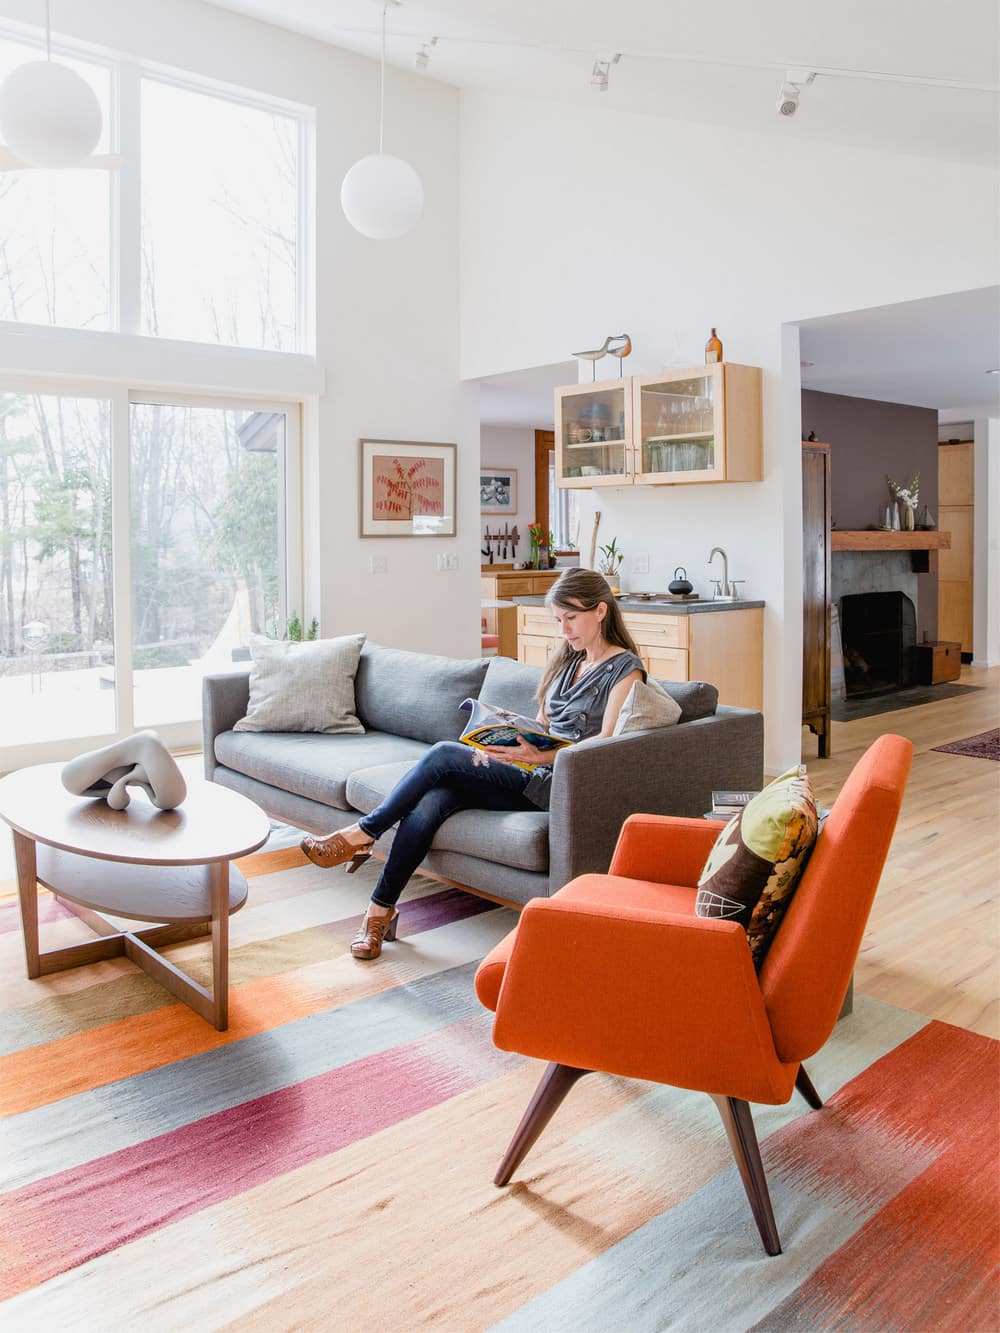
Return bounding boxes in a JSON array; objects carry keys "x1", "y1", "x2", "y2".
[{"x1": 516, "y1": 604, "x2": 763, "y2": 711}]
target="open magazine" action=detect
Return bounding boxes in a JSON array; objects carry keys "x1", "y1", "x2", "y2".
[{"x1": 459, "y1": 697, "x2": 572, "y2": 771}]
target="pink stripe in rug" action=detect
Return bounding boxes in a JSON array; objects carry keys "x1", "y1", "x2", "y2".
[{"x1": 0, "y1": 1015, "x2": 522, "y2": 1299}]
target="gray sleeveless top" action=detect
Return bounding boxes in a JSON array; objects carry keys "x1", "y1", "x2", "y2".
[{"x1": 522, "y1": 650, "x2": 645, "y2": 810}]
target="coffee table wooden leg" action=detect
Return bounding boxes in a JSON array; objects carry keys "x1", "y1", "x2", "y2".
[
  {"x1": 211, "y1": 860, "x2": 229, "y2": 1031},
  {"x1": 13, "y1": 831, "x2": 40, "y2": 978}
]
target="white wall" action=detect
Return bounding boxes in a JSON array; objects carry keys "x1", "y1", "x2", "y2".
[
  {"x1": 459, "y1": 93, "x2": 1000, "y2": 768},
  {"x1": 0, "y1": 0, "x2": 479, "y2": 659},
  {"x1": 479, "y1": 425, "x2": 535, "y2": 562}
]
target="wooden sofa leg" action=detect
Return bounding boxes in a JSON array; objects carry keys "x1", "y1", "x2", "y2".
[
  {"x1": 795, "y1": 1063, "x2": 824, "y2": 1110},
  {"x1": 495, "y1": 1062, "x2": 590, "y2": 1187},
  {"x1": 712, "y1": 1096, "x2": 782, "y2": 1256}
]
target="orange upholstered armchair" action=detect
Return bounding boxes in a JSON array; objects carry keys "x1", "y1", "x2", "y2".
[{"x1": 475, "y1": 734, "x2": 913, "y2": 1255}]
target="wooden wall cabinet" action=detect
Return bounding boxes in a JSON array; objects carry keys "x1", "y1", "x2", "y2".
[
  {"x1": 517, "y1": 604, "x2": 763, "y2": 711},
  {"x1": 937, "y1": 442, "x2": 973, "y2": 653},
  {"x1": 555, "y1": 363, "x2": 762, "y2": 489}
]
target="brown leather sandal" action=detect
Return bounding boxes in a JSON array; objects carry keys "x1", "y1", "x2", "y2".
[
  {"x1": 300, "y1": 831, "x2": 373, "y2": 872},
  {"x1": 350, "y1": 909, "x2": 399, "y2": 960}
]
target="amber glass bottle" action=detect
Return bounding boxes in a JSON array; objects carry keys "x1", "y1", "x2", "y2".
[{"x1": 705, "y1": 328, "x2": 723, "y2": 364}]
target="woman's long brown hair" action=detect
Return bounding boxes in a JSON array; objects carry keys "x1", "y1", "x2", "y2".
[{"x1": 536, "y1": 568, "x2": 640, "y2": 703}]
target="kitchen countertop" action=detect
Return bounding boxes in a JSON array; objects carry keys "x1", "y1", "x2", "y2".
[{"x1": 511, "y1": 595, "x2": 764, "y2": 615}]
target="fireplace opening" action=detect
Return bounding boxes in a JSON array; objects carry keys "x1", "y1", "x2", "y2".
[{"x1": 840, "y1": 591, "x2": 916, "y2": 697}]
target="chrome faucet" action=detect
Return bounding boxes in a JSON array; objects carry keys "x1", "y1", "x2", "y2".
[{"x1": 707, "y1": 547, "x2": 730, "y2": 597}]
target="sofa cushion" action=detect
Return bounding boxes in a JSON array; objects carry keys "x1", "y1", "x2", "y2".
[
  {"x1": 481, "y1": 656, "x2": 544, "y2": 719},
  {"x1": 652, "y1": 678, "x2": 718, "y2": 723},
  {"x1": 233, "y1": 634, "x2": 365, "y2": 734},
  {"x1": 214, "y1": 730, "x2": 429, "y2": 811},
  {"x1": 354, "y1": 643, "x2": 489, "y2": 745},
  {"x1": 346, "y1": 760, "x2": 550, "y2": 873},
  {"x1": 613, "y1": 679, "x2": 682, "y2": 734}
]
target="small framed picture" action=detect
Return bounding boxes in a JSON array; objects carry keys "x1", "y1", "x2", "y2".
[
  {"x1": 359, "y1": 439, "x2": 457, "y2": 537},
  {"x1": 480, "y1": 468, "x2": 517, "y2": 513}
]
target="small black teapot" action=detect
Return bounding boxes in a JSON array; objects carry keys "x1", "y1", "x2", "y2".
[{"x1": 668, "y1": 566, "x2": 693, "y2": 595}]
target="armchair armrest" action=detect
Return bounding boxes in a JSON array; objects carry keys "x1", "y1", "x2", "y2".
[
  {"x1": 609, "y1": 814, "x2": 726, "y2": 886},
  {"x1": 201, "y1": 670, "x2": 251, "y2": 780},
  {"x1": 493, "y1": 897, "x2": 793, "y2": 1105}
]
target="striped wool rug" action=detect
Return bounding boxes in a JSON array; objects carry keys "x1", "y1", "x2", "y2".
[{"x1": 1, "y1": 844, "x2": 996, "y2": 1332}]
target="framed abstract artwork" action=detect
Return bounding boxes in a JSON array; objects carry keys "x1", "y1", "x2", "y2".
[
  {"x1": 480, "y1": 468, "x2": 517, "y2": 513},
  {"x1": 359, "y1": 439, "x2": 457, "y2": 537}
]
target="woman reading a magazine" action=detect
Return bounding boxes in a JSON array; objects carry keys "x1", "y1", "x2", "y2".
[{"x1": 301, "y1": 569, "x2": 645, "y2": 960}]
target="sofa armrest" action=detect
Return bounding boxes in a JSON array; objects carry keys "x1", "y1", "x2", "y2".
[
  {"x1": 202, "y1": 670, "x2": 251, "y2": 780},
  {"x1": 546, "y1": 706, "x2": 763, "y2": 893},
  {"x1": 609, "y1": 814, "x2": 727, "y2": 885},
  {"x1": 491, "y1": 897, "x2": 790, "y2": 1104}
]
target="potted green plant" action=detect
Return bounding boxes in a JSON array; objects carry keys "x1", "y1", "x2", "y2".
[{"x1": 598, "y1": 538, "x2": 623, "y2": 585}]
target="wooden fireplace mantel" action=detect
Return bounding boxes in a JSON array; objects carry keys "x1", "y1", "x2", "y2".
[{"x1": 831, "y1": 529, "x2": 950, "y2": 573}]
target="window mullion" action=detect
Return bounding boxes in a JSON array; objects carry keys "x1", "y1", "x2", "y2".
[
  {"x1": 116, "y1": 63, "x2": 142, "y2": 336},
  {"x1": 110, "y1": 387, "x2": 135, "y2": 735}
]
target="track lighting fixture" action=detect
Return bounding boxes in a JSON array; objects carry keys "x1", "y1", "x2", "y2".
[
  {"x1": 590, "y1": 52, "x2": 621, "y2": 93},
  {"x1": 415, "y1": 36, "x2": 437, "y2": 71},
  {"x1": 776, "y1": 68, "x2": 816, "y2": 117}
]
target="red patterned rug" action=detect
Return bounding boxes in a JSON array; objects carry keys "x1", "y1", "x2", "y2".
[{"x1": 931, "y1": 729, "x2": 1000, "y2": 761}]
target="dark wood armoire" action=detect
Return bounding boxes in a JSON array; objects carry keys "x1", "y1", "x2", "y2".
[{"x1": 802, "y1": 442, "x2": 831, "y2": 757}]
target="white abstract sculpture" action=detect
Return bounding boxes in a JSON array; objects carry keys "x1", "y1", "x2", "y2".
[{"x1": 61, "y1": 730, "x2": 187, "y2": 811}]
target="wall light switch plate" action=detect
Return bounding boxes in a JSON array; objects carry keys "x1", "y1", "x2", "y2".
[
  {"x1": 633, "y1": 553, "x2": 650, "y2": 574},
  {"x1": 370, "y1": 556, "x2": 388, "y2": 575},
  {"x1": 437, "y1": 553, "x2": 458, "y2": 571}
]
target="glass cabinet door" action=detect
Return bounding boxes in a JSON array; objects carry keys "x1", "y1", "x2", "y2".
[
  {"x1": 633, "y1": 367, "x2": 724, "y2": 483},
  {"x1": 555, "y1": 381, "x2": 631, "y2": 487}
]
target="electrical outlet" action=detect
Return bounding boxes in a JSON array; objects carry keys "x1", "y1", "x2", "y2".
[
  {"x1": 633, "y1": 553, "x2": 650, "y2": 574},
  {"x1": 437, "y1": 553, "x2": 458, "y2": 571},
  {"x1": 370, "y1": 556, "x2": 388, "y2": 574}
]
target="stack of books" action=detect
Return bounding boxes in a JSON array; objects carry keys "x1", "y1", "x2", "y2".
[{"x1": 710, "y1": 789, "x2": 758, "y2": 818}]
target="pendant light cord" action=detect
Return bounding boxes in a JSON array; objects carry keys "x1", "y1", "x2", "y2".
[
  {"x1": 379, "y1": 0, "x2": 387, "y2": 154},
  {"x1": 45, "y1": 0, "x2": 52, "y2": 60}
]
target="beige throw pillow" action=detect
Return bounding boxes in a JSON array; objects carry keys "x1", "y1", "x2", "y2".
[
  {"x1": 234, "y1": 634, "x2": 366, "y2": 734},
  {"x1": 613, "y1": 678, "x2": 682, "y2": 735}
]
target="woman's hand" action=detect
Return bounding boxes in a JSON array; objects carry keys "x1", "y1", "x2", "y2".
[{"x1": 481, "y1": 738, "x2": 554, "y2": 768}]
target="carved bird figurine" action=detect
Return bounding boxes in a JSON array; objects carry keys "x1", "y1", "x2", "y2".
[
  {"x1": 572, "y1": 335, "x2": 613, "y2": 380},
  {"x1": 606, "y1": 333, "x2": 632, "y2": 376}
]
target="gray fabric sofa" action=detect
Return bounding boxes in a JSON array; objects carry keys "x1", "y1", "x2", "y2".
[{"x1": 202, "y1": 642, "x2": 764, "y2": 908}]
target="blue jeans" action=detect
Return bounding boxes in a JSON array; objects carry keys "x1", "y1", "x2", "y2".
[{"x1": 357, "y1": 741, "x2": 535, "y2": 909}]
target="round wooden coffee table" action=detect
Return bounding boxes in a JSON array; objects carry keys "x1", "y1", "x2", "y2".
[{"x1": 0, "y1": 763, "x2": 270, "y2": 1030}]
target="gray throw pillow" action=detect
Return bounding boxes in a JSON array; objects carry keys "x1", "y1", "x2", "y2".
[
  {"x1": 234, "y1": 634, "x2": 366, "y2": 734},
  {"x1": 613, "y1": 678, "x2": 682, "y2": 735}
]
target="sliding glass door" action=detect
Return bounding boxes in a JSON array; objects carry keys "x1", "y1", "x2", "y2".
[{"x1": 0, "y1": 384, "x2": 299, "y2": 770}]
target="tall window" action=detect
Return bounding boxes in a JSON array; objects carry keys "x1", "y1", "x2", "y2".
[
  {"x1": 0, "y1": 30, "x2": 307, "y2": 351},
  {"x1": 141, "y1": 80, "x2": 299, "y2": 350},
  {"x1": 0, "y1": 390, "x2": 115, "y2": 748},
  {"x1": 0, "y1": 37, "x2": 112, "y2": 330}
]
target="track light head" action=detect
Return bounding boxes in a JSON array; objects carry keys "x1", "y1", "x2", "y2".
[
  {"x1": 776, "y1": 82, "x2": 800, "y2": 116},
  {"x1": 415, "y1": 35, "x2": 438, "y2": 71},
  {"x1": 776, "y1": 68, "x2": 816, "y2": 118},
  {"x1": 590, "y1": 52, "x2": 621, "y2": 93}
]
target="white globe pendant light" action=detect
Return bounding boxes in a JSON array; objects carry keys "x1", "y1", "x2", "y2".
[
  {"x1": 341, "y1": 2, "x2": 423, "y2": 240},
  {"x1": 0, "y1": 2, "x2": 102, "y2": 169}
]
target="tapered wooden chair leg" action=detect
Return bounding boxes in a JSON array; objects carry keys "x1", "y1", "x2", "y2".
[
  {"x1": 795, "y1": 1063, "x2": 823, "y2": 1110},
  {"x1": 495, "y1": 1062, "x2": 590, "y2": 1186},
  {"x1": 712, "y1": 1096, "x2": 782, "y2": 1256}
]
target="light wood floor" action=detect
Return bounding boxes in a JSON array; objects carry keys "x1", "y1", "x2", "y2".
[{"x1": 802, "y1": 664, "x2": 999, "y2": 1039}]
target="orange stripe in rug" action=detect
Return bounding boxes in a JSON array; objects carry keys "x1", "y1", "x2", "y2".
[
  {"x1": 0, "y1": 891, "x2": 497, "y2": 1116},
  {"x1": 235, "y1": 846, "x2": 308, "y2": 878}
]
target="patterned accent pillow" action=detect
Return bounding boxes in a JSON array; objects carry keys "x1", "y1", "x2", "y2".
[
  {"x1": 696, "y1": 765, "x2": 818, "y2": 970},
  {"x1": 234, "y1": 633, "x2": 366, "y2": 734}
]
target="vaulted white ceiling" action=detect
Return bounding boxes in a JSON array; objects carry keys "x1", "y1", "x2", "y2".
[{"x1": 206, "y1": 0, "x2": 998, "y2": 163}]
